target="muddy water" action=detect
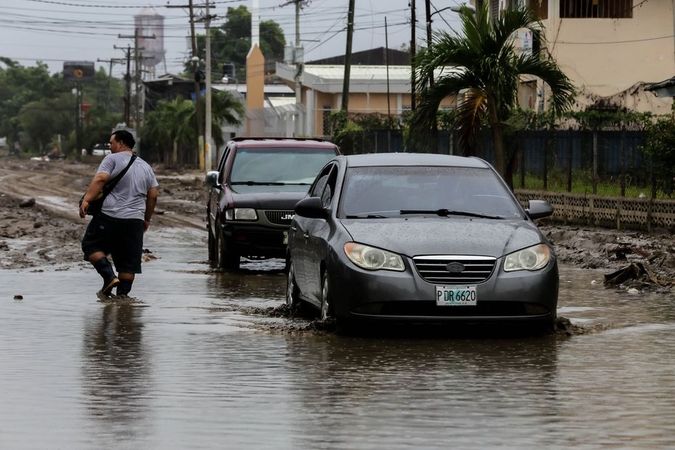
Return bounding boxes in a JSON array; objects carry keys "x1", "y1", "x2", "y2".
[{"x1": 1, "y1": 228, "x2": 675, "y2": 449}]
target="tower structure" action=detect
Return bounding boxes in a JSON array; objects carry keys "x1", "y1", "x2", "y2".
[{"x1": 134, "y1": 7, "x2": 166, "y2": 79}]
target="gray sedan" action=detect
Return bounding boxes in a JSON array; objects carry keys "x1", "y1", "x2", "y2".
[{"x1": 286, "y1": 153, "x2": 558, "y2": 330}]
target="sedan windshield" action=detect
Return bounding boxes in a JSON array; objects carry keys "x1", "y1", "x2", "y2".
[
  {"x1": 230, "y1": 147, "x2": 336, "y2": 192},
  {"x1": 340, "y1": 166, "x2": 523, "y2": 219}
]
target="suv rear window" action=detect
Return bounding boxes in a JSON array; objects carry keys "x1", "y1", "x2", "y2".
[{"x1": 230, "y1": 147, "x2": 337, "y2": 191}]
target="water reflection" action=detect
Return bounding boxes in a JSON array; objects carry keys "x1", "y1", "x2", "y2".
[
  {"x1": 81, "y1": 304, "x2": 153, "y2": 443},
  {"x1": 280, "y1": 334, "x2": 561, "y2": 449}
]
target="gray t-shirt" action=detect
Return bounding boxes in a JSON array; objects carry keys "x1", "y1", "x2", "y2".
[{"x1": 97, "y1": 152, "x2": 159, "y2": 220}]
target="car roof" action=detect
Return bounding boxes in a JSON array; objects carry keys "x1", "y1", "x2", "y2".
[
  {"x1": 229, "y1": 137, "x2": 338, "y2": 149},
  {"x1": 340, "y1": 153, "x2": 491, "y2": 169}
]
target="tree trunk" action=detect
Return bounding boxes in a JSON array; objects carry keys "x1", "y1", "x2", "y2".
[
  {"x1": 488, "y1": 102, "x2": 504, "y2": 177},
  {"x1": 172, "y1": 140, "x2": 178, "y2": 167}
]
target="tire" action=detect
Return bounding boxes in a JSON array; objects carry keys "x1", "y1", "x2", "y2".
[
  {"x1": 218, "y1": 231, "x2": 240, "y2": 270},
  {"x1": 207, "y1": 225, "x2": 217, "y2": 267},
  {"x1": 320, "y1": 271, "x2": 332, "y2": 321},
  {"x1": 286, "y1": 261, "x2": 300, "y2": 309}
]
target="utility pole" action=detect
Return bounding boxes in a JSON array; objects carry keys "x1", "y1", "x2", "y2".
[
  {"x1": 166, "y1": 2, "x2": 213, "y2": 170},
  {"x1": 294, "y1": 0, "x2": 303, "y2": 135},
  {"x1": 113, "y1": 44, "x2": 134, "y2": 126},
  {"x1": 424, "y1": 0, "x2": 434, "y2": 87},
  {"x1": 410, "y1": 0, "x2": 416, "y2": 111},
  {"x1": 281, "y1": 0, "x2": 305, "y2": 136},
  {"x1": 204, "y1": 1, "x2": 214, "y2": 171},
  {"x1": 97, "y1": 57, "x2": 125, "y2": 108},
  {"x1": 342, "y1": 0, "x2": 355, "y2": 112},
  {"x1": 119, "y1": 28, "x2": 154, "y2": 153}
]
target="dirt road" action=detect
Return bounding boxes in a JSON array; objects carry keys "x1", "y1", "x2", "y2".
[{"x1": 0, "y1": 158, "x2": 207, "y2": 269}]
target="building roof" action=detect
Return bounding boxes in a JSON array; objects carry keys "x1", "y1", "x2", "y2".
[
  {"x1": 307, "y1": 47, "x2": 411, "y2": 66},
  {"x1": 276, "y1": 63, "x2": 461, "y2": 94},
  {"x1": 644, "y1": 76, "x2": 675, "y2": 97}
]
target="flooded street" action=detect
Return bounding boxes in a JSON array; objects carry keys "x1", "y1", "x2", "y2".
[{"x1": 2, "y1": 228, "x2": 675, "y2": 449}]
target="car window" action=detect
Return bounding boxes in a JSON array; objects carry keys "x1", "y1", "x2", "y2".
[
  {"x1": 310, "y1": 164, "x2": 334, "y2": 198},
  {"x1": 218, "y1": 147, "x2": 232, "y2": 184},
  {"x1": 229, "y1": 147, "x2": 336, "y2": 186},
  {"x1": 339, "y1": 166, "x2": 523, "y2": 218},
  {"x1": 320, "y1": 168, "x2": 338, "y2": 208}
]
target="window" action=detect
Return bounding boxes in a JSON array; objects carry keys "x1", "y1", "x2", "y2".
[
  {"x1": 529, "y1": 0, "x2": 548, "y2": 19},
  {"x1": 560, "y1": 0, "x2": 632, "y2": 18}
]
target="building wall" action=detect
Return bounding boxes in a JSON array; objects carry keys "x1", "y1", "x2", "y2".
[{"x1": 542, "y1": 0, "x2": 675, "y2": 113}]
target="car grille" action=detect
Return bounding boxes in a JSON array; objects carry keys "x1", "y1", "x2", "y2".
[
  {"x1": 413, "y1": 256, "x2": 497, "y2": 284},
  {"x1": 264, "y1": 210, "x2": 295, "y2": 226}
]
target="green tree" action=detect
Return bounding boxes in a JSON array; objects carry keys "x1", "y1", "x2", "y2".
[
  {"x1": 409, "y1": 4, "x2": 575, "y2": 180},
  {"x1": 0, "y1": 58, "x2": 69, "y2": 147},
  {"x1": 210, "y1": 89, "x2": 244, "y2": 148},
  {"x1": 201, "y1": 5, "x2": 286, "y2": 81},
  {"x1": 142, "y1": 90, "x2": 243, "y2": 166},
  {"x1": 17, "y1": 94, "x2": 73, "y2": 153}
]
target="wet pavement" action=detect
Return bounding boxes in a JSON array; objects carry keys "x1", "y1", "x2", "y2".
[{"x1": 2, "y1": 228, "x2": 675, "y2": 449}]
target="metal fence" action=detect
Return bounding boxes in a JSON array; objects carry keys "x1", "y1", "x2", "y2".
[{"x1": 336, "y1": 129, "x2": 653, "y2": 198}]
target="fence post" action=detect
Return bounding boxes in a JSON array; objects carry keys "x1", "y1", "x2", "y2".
[
  {"x1": 592, "y1": 130, "x2": 598, "y2": 195},
  {"x1": 620, "y1": 127, "x2": 626, "y2": 197},
  {"x1": 567, "y1": 130, "x2": 573, "y2": 192}
]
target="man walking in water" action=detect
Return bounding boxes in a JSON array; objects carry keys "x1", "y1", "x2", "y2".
[{"x1": 79, "y1": 130, "x2": 159, "y2": 300}]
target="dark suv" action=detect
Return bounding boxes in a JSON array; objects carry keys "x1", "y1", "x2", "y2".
[{"x1": 205, "y1": 137, "x2": 340, "y2": 270}]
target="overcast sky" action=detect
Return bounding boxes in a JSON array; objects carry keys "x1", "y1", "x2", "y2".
[{"x1": 0, "y1": 0, "x2": 465, "y2": 78}]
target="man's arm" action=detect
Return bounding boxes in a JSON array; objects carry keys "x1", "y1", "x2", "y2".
[
  {"x1": 79, "y1": 172, "x2": 110, "y2": 218},
  {"x1": 144, "y1": 186, "x2": 159, "y2": 231}
]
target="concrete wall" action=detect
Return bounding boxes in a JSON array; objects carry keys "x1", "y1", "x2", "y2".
[{"x1": 542, "y1": 0, "x2": 675, "y2": 113}]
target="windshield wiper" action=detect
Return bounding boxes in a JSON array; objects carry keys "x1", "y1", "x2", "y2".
[
  {"x1": 399, "y1": 209, "x2": 503, "y2": 219},
  {"x1": 345, "y1": 214, "x2": 389, "y2": 219},
  {"x1": 231, "y1": 181, "x2": 286, "y2": 186}
]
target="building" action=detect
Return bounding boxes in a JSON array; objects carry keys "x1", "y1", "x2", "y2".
[
  {"x1": 275, "y1": 47, "x2": 460, "y2": 137},
  {"x1": 487, "y1": 0, "x2": 674, "y2": 114}
]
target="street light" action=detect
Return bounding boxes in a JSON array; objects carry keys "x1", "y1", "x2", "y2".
[{"x1": 425, "y1": 3, "x2": 476, "y2": 87}]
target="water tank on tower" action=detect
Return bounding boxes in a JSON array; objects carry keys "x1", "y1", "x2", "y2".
[{"x1": 134, "y1": 7, "x2": 166, "y2": 79}]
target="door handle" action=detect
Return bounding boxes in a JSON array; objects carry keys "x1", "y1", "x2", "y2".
[
  {"x1": 303, "y1": 233, "x2": 309, "y2": 239},
  {"x1": 291, "y1": 226, "x2": 297, "y2": 231}
]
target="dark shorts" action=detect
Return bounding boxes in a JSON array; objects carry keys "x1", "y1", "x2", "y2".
[{"x1": 81, "y1": 213, "x2": 145, "y2": 274}]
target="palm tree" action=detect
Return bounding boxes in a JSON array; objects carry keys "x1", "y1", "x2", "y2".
[
  {"x1": 143, "y1": 97, "x2": 195, "y2": 166},
  {"x1": 142, "y1": 90, "x2": 243, "y2": 167},
  {"x1": 409, "y1": 3, "x2": 575, "y2": 179},
  {"x1": 209, "y1": 89, "x2": 244, "y2": 149}
]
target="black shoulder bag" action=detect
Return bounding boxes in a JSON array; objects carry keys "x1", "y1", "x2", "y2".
[{"x1": 79, "y1": 155, "x2": 137, "y2": 217}]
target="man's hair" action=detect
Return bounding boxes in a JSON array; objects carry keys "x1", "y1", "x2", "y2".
[{"x1": 112, "y1": 130, "x2": 136, "y2": 149}]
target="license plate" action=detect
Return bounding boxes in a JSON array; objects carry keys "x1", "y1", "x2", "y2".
[
  {"x1": 436, "y1": 285, "x2": 477, "y2": 306},
  {"x1": 283, "y1": 231, "x2": 288, "y2": 245}
]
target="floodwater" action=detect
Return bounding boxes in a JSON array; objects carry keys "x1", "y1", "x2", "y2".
[{"x1": 2, "y1": 228, "x2": 675, "y2": 449}]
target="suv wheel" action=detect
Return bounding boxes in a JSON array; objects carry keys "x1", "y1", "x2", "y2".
[
  {"x1": 218, "y1": 233, "x2": 240, "y2": 270},
  {"x1": 207, "y1": 225, "x2": 217, "y2": 266}
]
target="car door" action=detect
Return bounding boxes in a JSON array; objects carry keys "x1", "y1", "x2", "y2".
[
  {"x1": 291, "y1": 164, "x2": 334, "y2": 303},
  {"x1": 303, "y1": 165, "x2": 338, "y2": 303},
  {"x1": 208, "y1": 146, "x2": 231, "y2": 235}
]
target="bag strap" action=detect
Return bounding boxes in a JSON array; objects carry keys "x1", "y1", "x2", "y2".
[{"x1": 101, "y1": 154, "x2": 137, "y2": 195}]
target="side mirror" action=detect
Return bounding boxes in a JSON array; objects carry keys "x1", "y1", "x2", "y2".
[
  {"x1": 205, "y1": 171, "x2": 220, "y2": 188},
  {"x1": 295, "y1": 197, "x2": 329, "y2": 219},
  {"x1": 526, "y1": 200, "x2": 553, "y2": 220}
]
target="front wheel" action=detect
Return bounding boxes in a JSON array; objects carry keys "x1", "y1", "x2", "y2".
[
  {"x1": 207, "y1": 225, "x2": 217, "y2": 267},
  {"x1": 320, "y1": 271, "x2": 332, "y2": 321},
  {"x1": 286, "y1": 261, "x2": 300, "y2": 310},
  {"x1": 218, "y1": 231, "x2": 240, "y2": 270}
]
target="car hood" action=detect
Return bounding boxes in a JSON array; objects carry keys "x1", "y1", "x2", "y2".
[
  {"x1": 340, "y1": 217, "x2": 548, "y2": 257},
  {"x1": 230, "y1": 189, "x2": 306, "y2": 210}
]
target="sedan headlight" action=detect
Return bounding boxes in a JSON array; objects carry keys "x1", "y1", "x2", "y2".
[
  {"x1": 225, "y1": 208, "x2": 258, "y2": 221},
  {"x1": 344, "y1": 242, "x2": 404, "y2": 271},
  {"x1": 504, "y1": 244, "x2": 551, "y2": 272}
]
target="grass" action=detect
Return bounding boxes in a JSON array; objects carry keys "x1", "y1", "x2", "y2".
[{"x1": 514, "y1": 171, "x2": 660, "y2": 199}]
